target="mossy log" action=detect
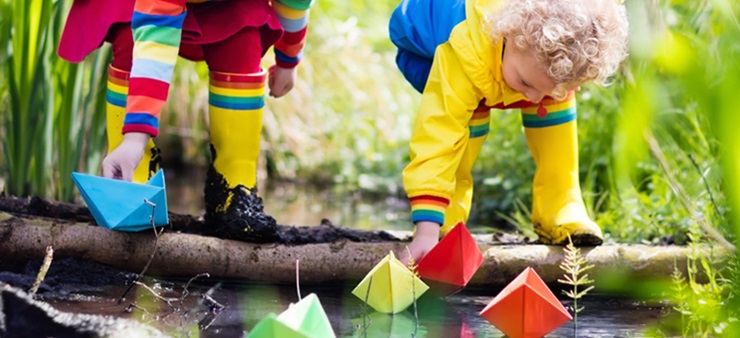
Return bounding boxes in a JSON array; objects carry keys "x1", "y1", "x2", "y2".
[{"x1": 0, "y1": 211, "x2": 725, "y2": 288}]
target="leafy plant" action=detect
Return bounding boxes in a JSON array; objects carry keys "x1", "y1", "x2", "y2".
[
  {"x1": 669, "y1": 262, "x2": 691, "y2": 337},
  {"x1": 558, "y1": 236, "x2": 595, "y2": 337},
  {"x1": 493, "y1": 199, "x2": 536, "y2": 238},
  {"x1": 662, "y1": 232, "x2": 734, "y2": 337},
  {"x1": 610, "y1": 1, "x2": 740, "y2": 333}
]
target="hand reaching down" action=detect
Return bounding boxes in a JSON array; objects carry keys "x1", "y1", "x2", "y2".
[
  {"x1": 398, "y1": 221, "x2": 441, "y2": 267},
  {"x1": 101, "y1": 132, "x2": 150, "y2": 181}
]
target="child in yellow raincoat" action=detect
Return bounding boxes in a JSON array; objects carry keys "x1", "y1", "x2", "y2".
[{"x1": 389, "y1": 0, "x2": 629, "y2": 263}]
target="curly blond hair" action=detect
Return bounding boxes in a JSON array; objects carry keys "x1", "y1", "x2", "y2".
[{"x1": 485, "y1": 0, "x2": 628, "y2": 93}]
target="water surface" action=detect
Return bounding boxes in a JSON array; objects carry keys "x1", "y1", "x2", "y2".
[{"x1": 47, "y1": 279, "x2": 667, "y2": 337}]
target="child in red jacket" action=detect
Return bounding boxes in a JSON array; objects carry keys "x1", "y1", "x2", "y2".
[{"x1": 58, "y1": 0, "x2": 312, "y2": 242}]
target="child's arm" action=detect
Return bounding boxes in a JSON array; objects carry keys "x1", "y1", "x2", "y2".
[
  {"x1": 403, "y1": 43, "x2": 480, "y2": 227},
  {"x1": 272, "y1": 0, "x2": 312, "y2": 68},
  {"x1": 123, "y1": 0, "x2": 187, "y2": 138},
  {"x1": 102, "y1": 0, "x2": 186, "y2": 180},
  {"x1": 400, "y1": 43, "x2": 480, "y2": 262},
  {"x1": 269, "y1": 0, "x2": 312, "y2": 97}
]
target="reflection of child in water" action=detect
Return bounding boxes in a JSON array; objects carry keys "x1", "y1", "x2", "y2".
[
  {"x1": 389, "y1": 0, "x2": 629, "y2": 263},
  {"x1": 58, "y1": 0, "x2": 313, "y2": 242}
]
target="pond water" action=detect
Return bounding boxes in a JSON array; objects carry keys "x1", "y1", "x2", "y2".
[{"x1": 45, "y1": 278, "x2": 668, "y2": 338}]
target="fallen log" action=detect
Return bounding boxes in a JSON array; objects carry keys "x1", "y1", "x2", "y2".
[{"x1": 0, "y1": 211, "x2": 726, "y2": 288}]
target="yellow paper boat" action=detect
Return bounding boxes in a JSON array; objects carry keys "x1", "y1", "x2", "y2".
[{"x1": 352, "y1": 251, "x2": 429, "y2": 314}]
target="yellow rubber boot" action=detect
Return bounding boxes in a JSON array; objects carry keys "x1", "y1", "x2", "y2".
[
  {"x1": 440, "y1": 106, "x2": 491, "y2": 235},
  {"x1": 204, "y1": 70, "x2": 278, "y2": 243},
  {"x1": 106, "y1": 65, "x2": 160, "y2": 183},
  {"x1": 522, "y1": 94, "x2": 603, "y2": 245}
]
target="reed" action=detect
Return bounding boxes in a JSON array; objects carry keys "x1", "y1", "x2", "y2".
[
  {"x1": 50, "y1": 2, "x2": 109, "y2": 201},
  {"x1": 1, "y1": 0, "x2": 108, "y2": 201},
  {"x1": 2, "y1": 0, "x2": 54, "y2": 197}
]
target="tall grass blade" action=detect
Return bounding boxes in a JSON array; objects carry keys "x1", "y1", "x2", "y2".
[{"x1": 3, "y1": 0, "x2": 54, "y2": 197}]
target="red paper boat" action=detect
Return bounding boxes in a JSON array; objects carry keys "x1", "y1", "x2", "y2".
[
  {"x1": 415, "y1": 222, "x2": 484, "y2": 296},
  {"x1": 479, "y1": 267, "x2": 572, "y2": 338}
]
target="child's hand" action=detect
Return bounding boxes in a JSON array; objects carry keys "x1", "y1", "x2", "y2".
[
  {"x1": 398, "y1": 221, "x2": 440, "y2": 267},
  {"x1": 101, "y1": 132, "x2": 148, "y2": 181},
  {"x1": 268, "y1": 65, "x2": 296, "y2": 98}
]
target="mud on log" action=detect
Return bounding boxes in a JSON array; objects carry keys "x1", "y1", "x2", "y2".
[{"x1": 0, "y1": 211, "x2": 726, "y2": 288}]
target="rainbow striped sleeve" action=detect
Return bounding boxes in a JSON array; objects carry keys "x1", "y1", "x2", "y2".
[
  {"x1": 520, "y1": 91, "x2": 577, "y2": 128},
  {"x1": 272, "y1": 0, "x2": 313, "y2": 68},
  {"x1": 409, "y1": 195, "x2": 450, "y2": 225},
  {"x1": 123, "y1": 0, "x2": 187, "y2": 137}
]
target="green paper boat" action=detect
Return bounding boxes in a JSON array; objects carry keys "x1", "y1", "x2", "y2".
[
  {"x1": 248, "y1": 293, "x2": 336, "y2": 338},
  {"x1": 278, "y1": 293, "x2": 336, "y2": 337},
  {"x1": 247, "y1": 313, "x2": 306, "y2": 338},
  {"x1": 352, "y1": 251, "x2": 429, "y2": 314},
  {"x1": 71, "y1": 169, "x2": 169, "y2": 231}
]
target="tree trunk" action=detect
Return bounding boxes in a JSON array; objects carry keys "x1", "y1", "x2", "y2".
[{"x1": 0, "y1": 212, "x2": 724, "y2": 288}]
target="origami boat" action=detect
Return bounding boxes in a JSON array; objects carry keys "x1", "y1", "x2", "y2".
[
  {"x1": 246, "y1": 313, "x2": 305, "y2": 338},
  {"x1": 415, "y1": 222, "x2": 484, "y2": 296},
  {"x1": 352, "y1": 251, "x2": 429, "y2": 314},
  {"x1": 277, "y1": 293, "x2": 335, "y2": 337},
  {"x1": 480, "y1": 267, "x2": 572, "y2": 338},
  {"x1": 247, "y1": 293, "x2": 335, "y2": 338},
  {"x1": 71, "y1": 169, "x2": 169, "y2": 231}
]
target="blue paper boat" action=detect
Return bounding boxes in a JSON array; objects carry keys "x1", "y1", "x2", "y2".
[{"x1": 72, "y1": 169, "x2": 169, "y2": 231}]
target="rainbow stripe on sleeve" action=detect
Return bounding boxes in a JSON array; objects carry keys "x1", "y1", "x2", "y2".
[
  {"x1": 520, "y1": 92, "x2": 577, "y2": 128},
  {"x1": 123, "y1": 0, "x2": 187, "y2": 137},
  {"x1": 409, "y1": 195, "x2": 450, "y2": 225},
  {"x1": 273, "y1": 0, "x2": 312, "y2": 68}
]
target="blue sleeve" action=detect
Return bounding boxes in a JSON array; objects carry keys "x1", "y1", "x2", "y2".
[
  {"x1": 396, "y1": 49, "x2": 433, "y2": 93},
  {"x1": 388, "y1": 0, "x2": 467, "y2": 59}
]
